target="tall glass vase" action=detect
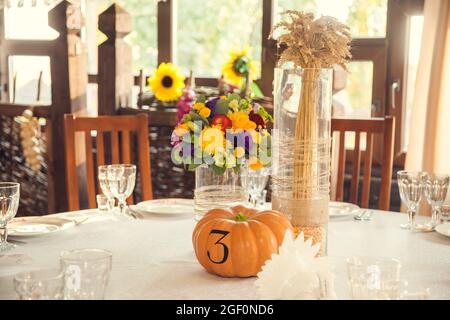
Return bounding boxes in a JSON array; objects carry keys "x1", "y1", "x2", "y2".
[
  {"x1": 193, "y1": 165, "x2": 247, "y2": 221},
  {"x1": 271, "y1": 66, "x2": 333, "y2": 256}
]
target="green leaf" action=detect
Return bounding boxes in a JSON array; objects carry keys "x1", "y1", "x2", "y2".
[
  {"x1": 188, "y1": 163, "x2": 201, "y2": 171},
  {"x1": 211, "y1": 164, "x2": 226, "y2": 176},
  {"x1": 196, "y1": 95, "x2": 206, "y2": 103},
  {"x1": 251, "y1": 82, "x2": 264, "y2": 98},
  {"x1": 258, "y1": 107, "x2": 273, "y2": 122},
  {"x1": 227, "y1": 93, "x2": 241, "y2": 102},
  {"x1": 214, "y1": 99, "x2": 229, "y2": 115}
]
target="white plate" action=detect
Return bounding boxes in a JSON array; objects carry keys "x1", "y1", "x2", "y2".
[
  {"x1": 435, "y1": 223, "x2": 450, "y2": 238},
  {"x1": 135, "y1": 198, "x2": 194, "y2": 216},
  {"x1": 9, "y1": 216, "x2": 75, "y2": 237},
  {"x1": 329, "y1": 201, "x2": 361, "y2": 217}
]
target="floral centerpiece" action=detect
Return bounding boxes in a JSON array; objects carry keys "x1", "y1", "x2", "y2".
[
  {"x1": 171, "y1": 93, "x2": 272, "y2": 174},
  {"x1": 171, "y1": 93, "x2": 273, "y2": 220}
]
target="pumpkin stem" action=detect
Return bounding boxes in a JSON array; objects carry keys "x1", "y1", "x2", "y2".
[{"x1": 235, "y1": 213, "x2": 248, "y2": 222}]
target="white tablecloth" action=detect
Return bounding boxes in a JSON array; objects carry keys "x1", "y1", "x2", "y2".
[{"x1": 1, "y1": 208, "x2": 449, "y2": 300}]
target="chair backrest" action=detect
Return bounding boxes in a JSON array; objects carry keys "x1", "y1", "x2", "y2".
[
  {"x1": 331, "y1": 116, "x2": 395, "y2": 210},
  {"x1": 64, "y1": 113, "x2": 152, "y2": 211}
]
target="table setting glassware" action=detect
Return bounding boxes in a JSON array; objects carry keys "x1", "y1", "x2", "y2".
[
  {"x1": 14, "y1": 269, "x2": 64, "y2": 300},
  {"x1": 0, "y1": 182, "x2": 20, "y2": 252},
  {"x1": 347, "y1": 256, "x2": 402, "y2": 300},
  {"x1": 440, "y1": 204, "x2": 450, "y2": 223},
  {"x1": 98, "y1": 165, "x2": 117, "y2": 213},
  {"x1": 422, "y1": 173, "x2": 449, "y2": 230},
  {"x1": 106, "y1": 164, "x2": 136, "y2": 218},
  {"x1": 240, "y1": 164, "x2": 270, "y2": 208},
  {"x1": 60, "y1": 248, "x2": 112, "y2": 300},
  {"x1": 397, "y1": 171, "x2": 429, "y2": 232},
  {"x1": 96, "y1": 194, "x2": 115, "y2": 214}
]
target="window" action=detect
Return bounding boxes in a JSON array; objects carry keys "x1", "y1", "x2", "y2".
[
  {"x1": 8, "y1": 55, "x2": 52, "y2": 105},
  {"x1": 402, "y1": 15, "x2": 424, "y2": 151},
  {"x1": 4, "y1": 2, "x2": 58, "y2": 40},
  {"x1": 175, "y1": 0, "x2": 262, "y2": 78},
  {"x1": 333, "y1": 61, "x2": 374, "y2": 118},
  {"x1": 275, "y1": 0, "x2": 388, "y2": 38},
  {"x1": 86, "y1": 0, "x2": 157, "y2": 74}
]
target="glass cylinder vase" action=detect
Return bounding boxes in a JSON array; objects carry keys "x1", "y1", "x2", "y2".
[
  {"x1": 271, "y1": 66, "x2": 333, "y2": 256},
  {"x1": 193, "y1": 165, "x2": 248, "y2": 221}
]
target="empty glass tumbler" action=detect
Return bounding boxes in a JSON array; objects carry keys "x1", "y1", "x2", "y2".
[
  {"x1": 347, "y1": 257, "x2": 402, "y2": 300},
  {"x1": 60, "y1": 248, "x2": 112, "y2": 300},
  {"x1": 14, "y1": 269, "x2": 64, "y2": 300}
]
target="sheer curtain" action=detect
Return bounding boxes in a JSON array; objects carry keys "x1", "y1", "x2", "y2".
[{"x1": 405, "y1": 0, "x2": 450, "y2": 180}]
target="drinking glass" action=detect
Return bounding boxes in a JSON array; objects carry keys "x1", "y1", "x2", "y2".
[
  {"x1": 347, "y1": 257, "x2": 402, "y2": 300},
  {"x1": 397, "y1": 171, "x2": 428, "y2": 231},
  {"x1": 440, "y1": 205, "x2": 450, "y2": 222},
  {"x1": 107, "y1": 164, "x2": 136, "y2": 216},
  {"x1": 14, "y1": 269, "x2": 64, "y2": 300},
  {"x1": 98, "y1": 165, "x2": 116, "y2": 211},
  {"x1": 240, "y1": 165, "x2": 270, "y2": 208},
  {"x1": 96, "y1": 194, "x2": 115, "y2": 213},
  {"x1": 60, "y1": 248, "x2": 112, "y2": 300},
  {"x1": 0, "y1": 182, "x2": 20, "y2": 252},
  {"x1": 422, "y1": 173, "x2": 449, "y2": 229}
]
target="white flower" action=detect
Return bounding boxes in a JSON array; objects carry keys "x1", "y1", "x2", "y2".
[{"x1": 255, "y1": 231, "x2": 336, "y2": 300}]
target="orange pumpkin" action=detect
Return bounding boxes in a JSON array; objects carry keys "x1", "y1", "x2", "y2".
[{"x1": 192, "y1": 205, "x2": 294, "y2": 277}]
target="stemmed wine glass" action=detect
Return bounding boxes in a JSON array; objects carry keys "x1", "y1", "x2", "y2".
[
  {"x1": 0, "y1": 182, "x2": 20, "y2": 252},
  {"x1": 422, "y1": 173, "x2": 449, "y2": 230},
  {"x1": 240, "y1": 164, "x2": 270, "y2": 208},
  {"x1": 107, "y1": 164, "x2": 136, "y2": 217},
  {"x1": 397, "y1": 171, "x2": 428, "y2": 232},
  {"x1": 98, "y1": 165, "x2": 116, "y2": 213}
]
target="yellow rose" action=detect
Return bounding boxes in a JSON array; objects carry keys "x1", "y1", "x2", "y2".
[
  {"x1": 199, "y1": 107, "x2": 211, "y2": 118},
  {"x1": 193, "y1": 102, "x2": 206, "y2": 111},
  {"x1": 174, "y1": 123, "x2": 189, "y2": 136},
  {"x1": 249, "y1": 157, "x2": 263, "y2": 170},
  {"x1": 234, "y1": 146, "x2": 245, "y2": 158},
  {"x1": 200, "y1": 127, "x2": 224, "y2": 155}
]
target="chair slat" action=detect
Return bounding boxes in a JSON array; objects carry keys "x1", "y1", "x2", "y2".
[
  {"x1": 111, "y1": 131, "x2": 120, "y2": 164},
  {"x1": 96, "y1": 131, "x2": 105, "y2": 166},
  {"x1": 84, "y1": 131, "x2": 96, "y2": 209},
  {"x1": 138, "y1": 114, "x2": 153, "y2": 200},
  {"x1": 336, "y1": 131, "x2": 346, "y2": 201},
  {"x1": 379, "y1": 117, "x2": 395, "y2": 210},
  {"x1": 361, "y1": 133, "x2": 374, "y2": 208},
  {"x1": 121, "y1": 130, "x2": 131, "y2": 164},
  {"x1": 349, "y1": 132, "x2": 361, "y2": 204}
]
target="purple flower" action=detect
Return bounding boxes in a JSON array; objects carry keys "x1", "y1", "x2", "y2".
[{"x1": 205, "y1": 97, "x2": 220, "y2": 116}]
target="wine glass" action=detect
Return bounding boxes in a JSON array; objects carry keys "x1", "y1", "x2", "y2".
[
  {"x1": 0, "y1": 182, "x2": 20, "y2": 252},
  {"x1": 240, "y1": 165, "x2": 270, "y2": 208},
  {"x1": 422, "y1": 173, "x2": 449, "y2": 230},
  {"x1": 397, "y1": 171, "x2": 428, "y2": 231},
  {"x1": 98, "y1": 165, "x2": 116, "y2": 212},
  {"x1": 107, "y1": 164, "x2": 136, "y2": 217}
]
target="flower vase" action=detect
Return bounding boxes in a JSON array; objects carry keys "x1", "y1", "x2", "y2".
[
  {"x1": 193, "y1": 165, "x2": 248, "y2": 221},
  {"x1": 271, "y1": 66, "x2": 333, "y2": 256}
]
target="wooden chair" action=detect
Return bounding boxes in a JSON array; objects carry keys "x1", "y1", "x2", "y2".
[
  {"x1": 331, "y1": 116, "x2": 395, "y2": 210},
  {"x1": 64, "y1": 113, "x2": 152, "y2": 211}
]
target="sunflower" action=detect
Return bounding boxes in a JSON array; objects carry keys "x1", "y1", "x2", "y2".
[
  {"x1": 148, "y1": 63, "x2": 185, "y2": 102},
  {"x1": 222, "y1": 47, "x2": 258, "y2": 87}
]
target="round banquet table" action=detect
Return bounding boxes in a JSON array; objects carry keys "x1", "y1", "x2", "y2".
[{"x1": 0, "y1": 207, "x2": 449, "y2": 300}]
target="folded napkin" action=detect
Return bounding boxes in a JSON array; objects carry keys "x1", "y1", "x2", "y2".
[{"x1": 255, "y1": 231, "x2": 337, "y2": 300}]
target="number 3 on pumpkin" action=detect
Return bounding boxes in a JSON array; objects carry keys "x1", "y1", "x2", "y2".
[{"x1": 207, "y1": 230, "x2": 230, "y2": 264}]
